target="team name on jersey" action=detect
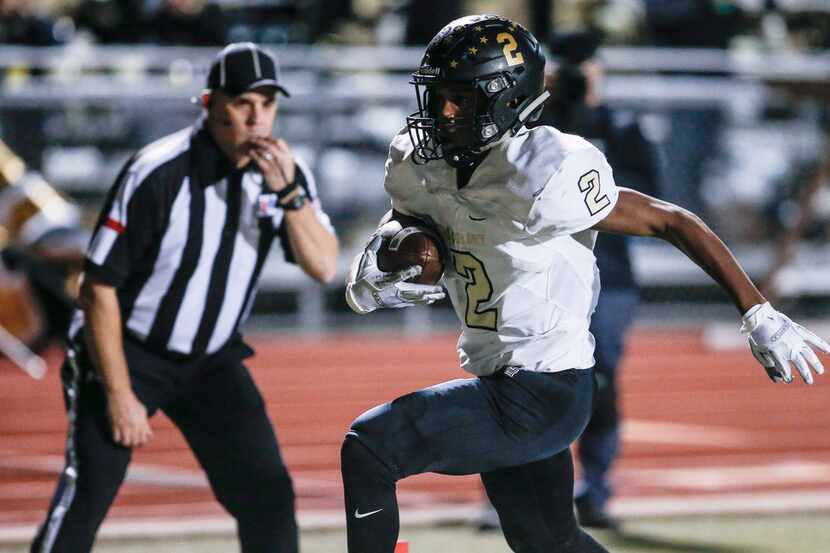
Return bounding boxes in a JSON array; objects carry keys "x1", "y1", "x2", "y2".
[{"x1": 448, "y1": 228, "x2": 486, "y2": 248}]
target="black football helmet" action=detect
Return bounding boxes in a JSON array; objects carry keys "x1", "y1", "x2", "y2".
[{"x1": 406, "y1": 15, "x2": 550, "y2": 168}]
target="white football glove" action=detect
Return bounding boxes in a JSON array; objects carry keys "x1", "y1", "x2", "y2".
[
  {"x1": 740, "y1": 302, "x2": 830, "y2": 384},
  {"x1": 345, "y1": 234, "x2": 445, "y2": 315}
]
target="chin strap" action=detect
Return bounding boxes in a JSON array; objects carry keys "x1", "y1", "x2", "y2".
[{"x1": 518, "y1": 90, "x2": 551, "y2": 124}]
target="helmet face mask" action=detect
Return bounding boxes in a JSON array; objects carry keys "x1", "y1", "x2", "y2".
[
  {"x1": 428, "y1": 84, "x2": 483, "y2": 151},
  {"x1": 406, "y1": 15, "x2": 550, "y2": 168}
]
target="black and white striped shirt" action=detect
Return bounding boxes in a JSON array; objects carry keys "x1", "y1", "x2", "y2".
[{"x1": 74, "y1": 119, "x2": 333, "y2": 357}]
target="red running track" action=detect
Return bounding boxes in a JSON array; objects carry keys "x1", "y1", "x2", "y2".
[{"x1": 1, "y1": 328, "x2": 829, "y2": 529}]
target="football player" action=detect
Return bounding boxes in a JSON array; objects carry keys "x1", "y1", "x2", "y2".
[
  {"x1": 343, "y1": 15, "x2": 829, "y2": 553},
  {"x1": 0, "y1": 139, "x2": 87, "y2": 373}
]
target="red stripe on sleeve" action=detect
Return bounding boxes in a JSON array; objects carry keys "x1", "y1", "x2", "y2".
[{"x1": 105, "y1": 218, "x2": 125, "y2": 233}]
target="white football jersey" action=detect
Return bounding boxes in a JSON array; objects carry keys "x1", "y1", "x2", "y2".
[{"x1": 384, "y1": 125, "x2": 619, "y2": 376}]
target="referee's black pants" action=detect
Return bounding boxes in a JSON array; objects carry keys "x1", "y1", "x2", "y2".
[{"x1": 30, "y1": 336, "x2": 298, "y2": 553}]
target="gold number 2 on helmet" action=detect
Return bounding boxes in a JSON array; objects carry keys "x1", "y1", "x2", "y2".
[{"x1": 497, "y1": 33, "x2": 524, "y2": 66}]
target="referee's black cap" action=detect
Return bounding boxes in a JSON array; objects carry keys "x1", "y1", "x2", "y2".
[{"x1": 206, "y1": 42, "x2": 290, "y2": 97}]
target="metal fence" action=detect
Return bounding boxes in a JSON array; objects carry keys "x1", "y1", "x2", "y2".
[{"x1": 2, "y1": 44, "x2": 828, "y2": 326}]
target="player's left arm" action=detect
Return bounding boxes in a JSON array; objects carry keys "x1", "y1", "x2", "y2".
[
  {"x1": 593, "y1": 188, "x2": 761, "y2": 312},
  {"x1": 593, "y1": 187, "x2": 830, "y2": 384}
]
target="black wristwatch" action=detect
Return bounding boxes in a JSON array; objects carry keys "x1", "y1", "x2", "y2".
[
  {"x1": 280, "y1": 190, "x2": 308, "y2": 211},
  {"x1": 277, "y1": 180, "x2": 299, "y2": 200}
]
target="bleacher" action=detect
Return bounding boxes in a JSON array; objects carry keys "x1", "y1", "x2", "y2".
[{"x1": 2, "y1": 43, "x2": 829, "y2": 328}]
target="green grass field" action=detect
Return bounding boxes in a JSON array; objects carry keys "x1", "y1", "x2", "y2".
[{"x1": 4, "y1": 513, "x2": 830, "y2": 553}]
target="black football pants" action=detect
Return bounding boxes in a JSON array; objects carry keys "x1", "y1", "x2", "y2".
[
  {"x1": 342, "y1": 367, "x2": 609, "y2": 553},
  {"x1": 31, "y1": 337, "x2": 297, "y2": 553}
]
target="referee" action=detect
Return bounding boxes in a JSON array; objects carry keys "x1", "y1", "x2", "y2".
[{"x1": 31, "y1": 43, "x2": 338, "y2": 553}]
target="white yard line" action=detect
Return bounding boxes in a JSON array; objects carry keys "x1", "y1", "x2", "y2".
[
  {"x1": 621, "y1": 460, "x2": 830, "y2": 490},
  {"x1": 609, "y1": 489, "x2": 830, "y2": 518},
  {"x1": 622, "y1": 420, "x2": 754, "y2": 447},
  {"x1": 4, "y1": 489, "x2": 830, "y2": 543}
]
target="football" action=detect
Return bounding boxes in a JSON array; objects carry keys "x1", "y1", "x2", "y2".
[{"x1": 376, "y1": 222, "x2": 445, "y2": 286}]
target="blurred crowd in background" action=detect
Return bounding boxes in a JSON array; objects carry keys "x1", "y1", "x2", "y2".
[
  {"x1": 1, "y1": 0, "x2": 830, "y2": 335},
  {"x1": 2, "y1": 0, "x2": 830, "y2": 50}
]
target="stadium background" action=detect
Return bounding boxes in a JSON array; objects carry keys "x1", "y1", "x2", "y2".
[{"x1": 2, "y1": 1, "x2": 830, "y2": 551}]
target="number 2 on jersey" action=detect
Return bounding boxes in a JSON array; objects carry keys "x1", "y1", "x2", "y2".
[
  {"x1": 453, "y1": 250, "x2": 498, "y2": 331},
  {"x1": 578, "y1": 169, "x2": 610, "y2": 215}
]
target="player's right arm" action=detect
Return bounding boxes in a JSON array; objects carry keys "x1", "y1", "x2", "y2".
[
  {"x1": 344, "y1": 211, "x2": 445, "y2": 314},
  {"x1": 346, "y1": 133, "x2": 446, "y2": 314},
  {"x1": 79, "y1": 275, "x2": 152, "y2": 447}
]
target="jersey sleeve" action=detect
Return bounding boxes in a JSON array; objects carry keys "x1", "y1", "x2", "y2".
[
  {"x1": 383, "y1": 130, "x2": 420, "y2": 217},
  {"x1": 527, "y1": 145, "x2": 619, "y2": 236},
  {"x1": 384, "y1": 156, "x2": 411, "y2": 216},
  {"x1": 84, "y1": 160, "x2": 165, "y2": 287}
]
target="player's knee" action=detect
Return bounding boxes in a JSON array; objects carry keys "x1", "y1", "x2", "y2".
[
  {"x1": 341, "y1": 432, "x2": 378, "y2": 470},
  {"x1": 341, "y1": 432, "x2": 397, "y2": 483}
]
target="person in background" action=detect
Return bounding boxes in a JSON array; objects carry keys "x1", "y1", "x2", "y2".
[
  {"x1": 72, "y1": 0, "x2": 145, "y2": 43},
  {"x1": 403, "y1": 0, "x2": 462, "y2": 45},
  {"x1": 145, "y1": 0, "x2": 226, "y2": 46},
  {"x1": 0, "y1": 0, "x2": 69, "y2": 45},
  {"x1": 761, "y1": 109, "x2": 830, "y2": 303},
  {"x1": 644, "y1": 0, "x2": 744, "y2": 48},
  {"x1": 0, "y1": 139, "x2": 87, "y2": 358},
  {"x1": 539, "y1": 30, "x2": 660, "y2": 530},
  {"x1": 30, "y1": 42, "x2": 338, "y2": 553}
]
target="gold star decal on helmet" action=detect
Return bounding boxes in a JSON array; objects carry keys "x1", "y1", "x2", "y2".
[
  {"x1": 474, "y1": 26, "x2": 483, "y2": 32},
  {"x1": 450, "y1": 60, "x2": 458, "y2": 68},
  {"x1": 468, "y1": 46, "x2": 478, "y2": 55},
  {"x1": 480, "y1": 36, "x2": 488, "y2": 44}
]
